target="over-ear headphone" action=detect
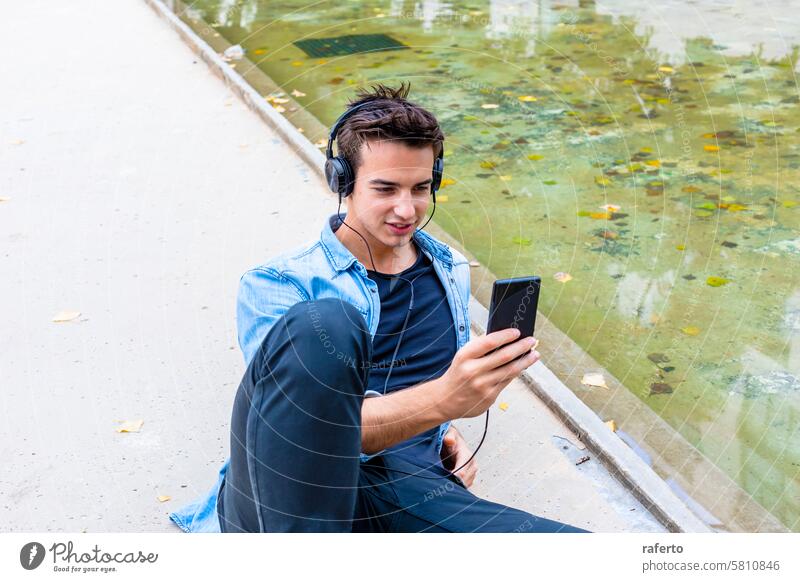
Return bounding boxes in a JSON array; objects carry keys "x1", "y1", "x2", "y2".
[{"x1": 324, "y1": 101, "x2": 444, "y2": 201}]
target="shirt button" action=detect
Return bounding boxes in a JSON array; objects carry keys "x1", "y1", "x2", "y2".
[
  {"x1": 370, "y1": 288, "x2": 376, "y2": 293},
  {"x1": 450, "y1": 277, "x2": 455, "y2": 283},
  {"x1": 459, "y1": 325, "x2": 465, "y2": 331}
]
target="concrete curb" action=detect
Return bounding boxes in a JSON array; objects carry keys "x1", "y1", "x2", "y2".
[{"x1": 144, "y1": 0, "x2": 713, "y2": 533}]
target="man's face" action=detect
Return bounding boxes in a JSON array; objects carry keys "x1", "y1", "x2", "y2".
[{"x1": 348, "y1": 138, "x2": 434, "y2": 248}]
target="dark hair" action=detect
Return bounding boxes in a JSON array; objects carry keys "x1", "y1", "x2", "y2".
[{"x1": 335, "y1": 81, "x2": 445, "y2": 174}]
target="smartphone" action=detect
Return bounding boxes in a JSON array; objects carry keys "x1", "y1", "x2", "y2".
[{"x1": 486, "y1": 276, "x2": 541, "y2": 360}]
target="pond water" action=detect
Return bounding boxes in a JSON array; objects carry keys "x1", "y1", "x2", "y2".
[{"x1": 175, "y1": 0, "x2": 799, "y2": 530}]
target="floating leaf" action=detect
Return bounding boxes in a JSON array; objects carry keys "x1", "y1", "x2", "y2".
[
  {"x1": 52, "y1": 310, "x2": 81, "y2": 323},
  {"x1": 782, "y1": 200, "x2": 798, "y2": 208},
  {"x1": 682, "y1": 185, "x2": 702, "y2": 193},
  {"x1": 290, "y1": 89, "x2": 306, "y2": 97},
  {"x1": 639, "y1": 146, "x2": 653, "y2": 153},
  {"x1": 439, "y1": 178, "x2": 457, "y2": 188},
  {"x1": 727, "y1": 203, "x2": 747, "y2": 212},
  {"x1": 644, "y1": 159, "x2": 661, "y2": 168},
  {"x1": 479, "y1": 160, "x2": 497, "y2": 169},
  {"x1": 116, "y1": 419, "x2": 144, "y2": 433},
  {"x1": 605, "y1": 419, "x2": 617, "y2": 432},
  {"x1": 512, "y1": 236, "x2": 532, "y2": 246},
  {"x1": 589, "y1": 211, "x2": 612, "y2": 219},
  {"x1": 498, "y1": 402, "x2": 509, "y2": 411},
  {"x1": 157, "y1": 495, "x2": 171, "y2": 503},
  {"x1": 499, "y1": 175, "x2": 513, "y2": 181},
  {"x1": 437, "y1": 195, "x2": 449, "y2": 202},
  {"x1": 518, "y1": 95, "x2": 538, "y2": 102},
  {"x1": 594, "y1": 176, "x2": 611, "y2": 186},
  {"x1": 542, "y1": 179, "x2": 557, "y2": 185},
  {"x1": 658, "y1": 65, "x2": 674, "y2": 73},
  {"x1": 290, "y1": 60, "x2": 304, "y2": 67},
  {"x1": 647, "y1": 353, "x2": 669, "y2": 364},
  {"x1": 675, "y1": 244, "x2": 685, "y2": 251},
  {"x1": 253, "y1": 48, "x2": 267, "y2": 55},
  {"x1": 703, "y1": 144, "x2": 720, "y2": 152},
  {"x1": 581, "y1": 373, "x2": 609, "y2": 389},
  {"x1": 481, "y1": 103, "x2": 500, "y2": 109},
  {"x1": 721, "y1": 241, "x2": 738, "y2": 248},
  {"x1": 527, "y1": 154, "x2": 544, "y2": 160},
  {"x1": 554, "y1": 272, "x2": 573, "y2": 283},
  {"x1": 649, "y1": 382, "x2": 673, "y2": 395},
  {"x1": 681, "y1": 326, "x2": 701, "y2": 336},
  {"x1": 706, "y1": 276, "x2": 730, "y2": 287}
]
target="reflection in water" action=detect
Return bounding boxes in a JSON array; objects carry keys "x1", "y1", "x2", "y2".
[{"x1": 177, "y1": 0, "x2": 800, "y2": 530}]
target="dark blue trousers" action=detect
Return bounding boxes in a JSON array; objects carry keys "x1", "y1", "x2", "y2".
[{"x1": 218, "y1": 297, "x2": 590, "y2": 533}]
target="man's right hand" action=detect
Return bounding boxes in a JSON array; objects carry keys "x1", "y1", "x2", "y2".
[{"x1": 435, "y1": 328, "x2": 540, "y2": 419}]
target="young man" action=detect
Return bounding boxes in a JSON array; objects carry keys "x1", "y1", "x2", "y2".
[{"x1": 170, "y1": 83, "x2": 589, "y2": 533}]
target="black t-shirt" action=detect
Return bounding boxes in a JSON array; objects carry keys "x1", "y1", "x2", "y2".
[{"x1": 366, "y1": 238, "x2": 458, "y2": 462}]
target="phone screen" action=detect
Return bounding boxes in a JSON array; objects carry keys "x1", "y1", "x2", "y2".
[{"x1": 487, "y1": 276, "x2": 541, "y2": 338}]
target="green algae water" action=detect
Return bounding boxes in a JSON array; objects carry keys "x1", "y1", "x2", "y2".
[{"x1": 174, "y1": 0, "x2": 799, "y2": 530}]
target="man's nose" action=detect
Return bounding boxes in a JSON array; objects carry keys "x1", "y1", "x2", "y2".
[{"x1": 393, "y1": 192, "x2": 417, "y2": 219}]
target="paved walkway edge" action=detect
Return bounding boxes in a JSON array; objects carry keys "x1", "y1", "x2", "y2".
[{"x1": 143, "y1": 0, "x2": 712, "y2": 533}]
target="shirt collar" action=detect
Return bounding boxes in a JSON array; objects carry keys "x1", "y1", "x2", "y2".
[{"x1": 320, "y1": 212, "x2": 453, "y2": 273}]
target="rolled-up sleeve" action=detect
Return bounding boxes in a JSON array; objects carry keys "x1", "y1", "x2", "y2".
[{"x1": 236, "y1": 267, "x2": 307, "y2": 368}]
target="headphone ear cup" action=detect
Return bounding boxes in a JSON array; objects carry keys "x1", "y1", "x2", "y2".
[
  {"x1": 326, "y1": 157, "x2": 354, "y2": 197},
  {"x1": 431, "y1": 156, "x2": 444, "y2": 193}
]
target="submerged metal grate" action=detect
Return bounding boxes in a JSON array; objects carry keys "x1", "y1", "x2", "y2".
[{"x1": 294, "y1": 34, "x2": 408, "y2": 58}]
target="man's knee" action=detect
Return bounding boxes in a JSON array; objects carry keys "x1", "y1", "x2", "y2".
[
  {"x1": 250, "y1": 298, "x2": 371, "y2": 390},
  {"x1": 283, "y1": 298, "x2": 369, "y2": 357}
]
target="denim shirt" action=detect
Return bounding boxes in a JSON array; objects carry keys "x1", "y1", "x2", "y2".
[{"x1": 169, "y1": 212, "x2": 472, "y2": 532}]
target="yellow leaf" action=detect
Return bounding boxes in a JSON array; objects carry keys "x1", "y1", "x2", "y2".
[
  {"x1": 600, "y1": 203, "x2": 621, "y2": 212},
  {"x1": 290, "y1": 60, "x2": 304, "y2": 67},
  {"x1": 675, "y1": 244, "x2": 685, "y2": 251},
  {"x1": 439, "y1": 178, "x2": 457, "y2": 188},
  {"x1": 639, "y1": 146, "x2": 653, "y2": 153},
  {"x1": 518, "y1": 95, "x2": 538, "y2": 102},
  {"x1": 782, "y1": 200, "x2": 798, "y2": 208},
  {"x1": 605, "y1": 419, "x2": 617, "y2": 432},
  {"x1": 644, "y1": 159, "x2": 661, "y2": 167},
  {"x1": 437, "y1": 195, "x2": 449, "y2": 202},
  {"x1": 116, "y1": 419, "x2": 144, "y2": 433},
  {"x1": 681, "y1": 326, "x2": 701, "y2": 336},
  {"x1": 499, "y1": 175, "x2": 512, "y2": 181},
  {"x1": 589, "y1": 212, "x2": 612, "y2": 219},
  {"x1": 704, "y1": 144, "x2": 720, "y2": 152},
  {"x1": 658, "y1": 65, "x2": 674, "y2": 73},
  {"x1": 498, "y1": 402, "x2": 509, "y2": 411},
  {"x1": 554, "y1": 272, "x2": 572, "y2": 283},
  {"x1": 706, "y1": 276, "x2": 730, "y2": 287},
  {"x1": 253, "y1": 49, "x2": 267, "y2": 55},
  {"x1": 594, "y1": 176, "x2": 611, "y2": 186},
  {"x1": 157, "y1": 495, "x2": 171, "y2": 503},
  {"x1": 727, "y1": 203, "x2": 747, "y2": 212},
  {"x1": 481, "y1": 103, "x2": 499, "y2": 109},
  {"x1": 291, "y1": 89, "x2": 306, "y2": 97},
  {"x1": 52, "y1": 310, "x2": 80, "y2": 323},
  {"x1": 527, "y1": 154, "x2": 544, "y2": 160},
  {"x1": 581, "y1": 373, "x2": 609, "y2": 389},
  {"x1": 682, "y1": 185, "x2": 701, "y2": 193},
  {"x1": 479, "y1": 161, "x2": 497, "y2": 169}
]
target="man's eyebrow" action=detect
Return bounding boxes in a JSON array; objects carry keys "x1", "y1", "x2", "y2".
[{"x1": 368, "y1": 178, "x2": 433, "y2": 186}]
